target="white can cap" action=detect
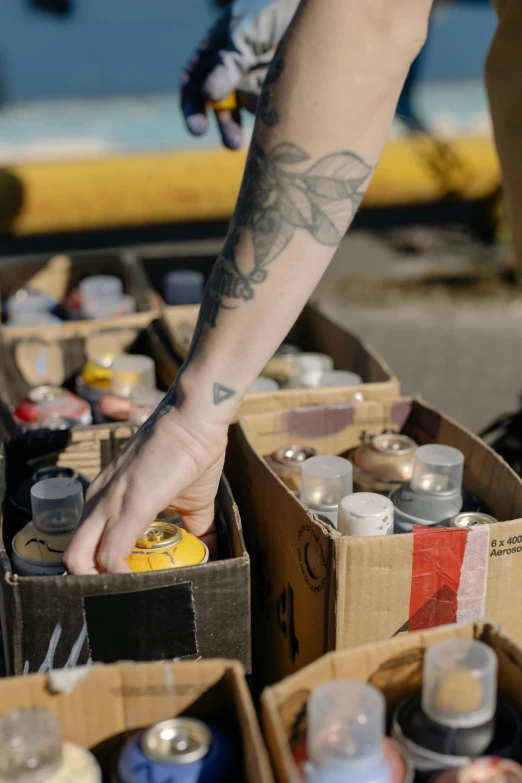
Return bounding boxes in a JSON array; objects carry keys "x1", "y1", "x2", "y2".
[
  {"x1": 338, "y1": 493, "x2": 394, "y2": 537},
  {"x1": 111, "y1": 355, "x2": 155, "y2": 398},
  {"x1": 0, "y1": 708, "x2": 62, "y2": 779},
  {"x1": 411, "y1": 444, "x2": 464, "y2": 496},
  {"x1": 31, "y1": 478, "x2": 84, "y2": 536},
  {"x1": 308, "y1": 681, "x2": 387, "y2": 770},
  {"x1": 301, "y1": 456, "x2": 353, "y2": 510},
  {"x1": 422, "y1": 639, "x2": 498, "y2": 728}
]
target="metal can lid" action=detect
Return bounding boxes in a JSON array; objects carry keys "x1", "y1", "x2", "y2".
[
  {"x1": 141, "y1": 718, "x2": 211, "y2": 765},
  {"x1": 135, "y1": 521, "x2": 182, "y2": 550},
  {"x1": 449, "y1": 512, "x2": 498, "y2": 528},
  {"x1": 273, "y1": 445, "x2": 318, "y2": 467},
  {"x1": 372, "y1": 434, "x2": 417, "y2": 456},
  {"x1": 27, "y1": 386, "x2": 64, "y2": 403}
]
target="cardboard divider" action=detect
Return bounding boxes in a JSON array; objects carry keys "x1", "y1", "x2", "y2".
[
  {"x1": 164, "y1": 302, "x2": 400, "y2": 419},
  {"x1": 0, "y1": 659, "x2": 274, "y2": 783},
  {"x1": 227, "y1": 397, "x2": 522, "y2": 694},
  {"x1": 0, "y1": 424, "x2": 251, "y2": 676},
  {"x1": 0, "y1": 250, "x2": 157, "y2": 329},
  {"x1": 0, "y1": 312, "x2": 179, "y2": 407},
  {"x1": 261, "y1": 622, "x2": 522, "y2": 783}
]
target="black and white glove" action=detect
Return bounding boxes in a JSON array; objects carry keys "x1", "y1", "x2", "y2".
[{"x1": 181, "y1": 0, "x2": 299, "y2": 149}]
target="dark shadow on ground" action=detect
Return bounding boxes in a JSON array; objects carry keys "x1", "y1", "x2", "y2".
[{"x1": 0, "y1": 169, "x2": 24, "y2": 233}]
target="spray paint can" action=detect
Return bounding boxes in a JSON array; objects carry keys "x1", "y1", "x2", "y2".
[
  {"x1": 449, "y1": 512, "x2": 498, "y2": 528},
  {"x1": 75, "y1": 352, "x2": 116, "y2": 405},
  {"x1": 115, "y1": 718, "x2": 237, "y2": 783},
  {"x1": 338, "y1": 493, "x2": 394, "y2": 537},
  {"x1": 13, "y1": 386, "x2": 92, "y2": 429},
  {"x1": 11, "y1": 478, "x2": 84, "y2": 577},
  {"x1": 293, "y1": 739, "x2": 412, "y2": 783},
  {"x1": 265, "y1": 445, "x2": 320, "y2": 493},
  {"x1": 347, "y1": 434, "x2": 418, "y2": 494},
  {"x1": 300, "y1": 456, "x2": 353, "y2": 528},
  {"x1": 0, "y1": 708, "x2": 100, "y2": 782},
  {"x1": 391, "y1": 445, "x2": 464, "y2": 533},
  {"x1": 126, "y1": 521, "x2": 208, "y2": 572},
  {"x1": 432, "y1": 758, "x2": 522, "y2": 783},
  {"x1": 392, "y1": 639, "x2": 522, "y2": 780}
]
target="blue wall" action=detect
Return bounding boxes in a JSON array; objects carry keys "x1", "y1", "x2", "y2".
[{"x1": 0, "y1": 0, "x2": 497, "y2": 102}]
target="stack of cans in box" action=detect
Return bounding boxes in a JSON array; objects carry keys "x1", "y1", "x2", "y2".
[
  {"x1": 0, "y1": 708, "x2": 238, "y2": 782},
  {"x1": 290, "y1": 637, "x2": 522, "y2": 783},
  {"x1": 265, "y1": 434, "x2": 496, "y2": 536},
  {"x1": 3, "y1": 272, "x2": 137, "y2": 327}
]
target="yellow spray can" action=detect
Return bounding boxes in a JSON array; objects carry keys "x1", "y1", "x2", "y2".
[{"x1": 126, "y1": 521, "x2": 209, "y2": 573}]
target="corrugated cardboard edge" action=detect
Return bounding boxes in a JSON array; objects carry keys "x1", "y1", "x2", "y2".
[{"x1": 261, "y1": 621, "x2": 519, "y2": 783}]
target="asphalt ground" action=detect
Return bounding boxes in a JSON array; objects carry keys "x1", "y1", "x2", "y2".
[{"x1": 315, "y1": 227, "x2": 521, "y2": 433}]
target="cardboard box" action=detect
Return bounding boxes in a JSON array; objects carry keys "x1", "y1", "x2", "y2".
[
  {"x1": 0, "y1": 658, "x2": 273, "y2": 783},
  {"x1": 261, "y1": 621, "x2": 522, "y2": 783},
  {"x1": 0, "y1": 425, "x2": 251, "y2": 676},
  {"x1": 228, "y1": 397, "x2": 522, "y2": 692},
  {"x1": 164, "y1": 302, "x2": 400, "y2": 418},
  {"x1": 0, "y1": 249, "x2": 156, "y2": 329},
  {"x1": 0, "y1": 312, "x2": 180, "y2": 408}
]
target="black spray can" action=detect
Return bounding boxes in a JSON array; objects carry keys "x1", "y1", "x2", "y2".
[{"x1": 392, "y1": 639, "x2": 522, "y2": 781}]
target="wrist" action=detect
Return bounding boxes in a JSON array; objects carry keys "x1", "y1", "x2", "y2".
[{"x1": 173, "y1": 365, "x2": 241, "y2": 428}]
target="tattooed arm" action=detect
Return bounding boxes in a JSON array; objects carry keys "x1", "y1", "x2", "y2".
[
  {"x1": 65, "y1": 0, "x2": 433, "y2": 574},
  {"x1": 176, "y1": 0, "x2": 434, "y2": 421}
]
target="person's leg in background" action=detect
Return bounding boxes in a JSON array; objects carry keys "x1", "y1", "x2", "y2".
[{"x1": 486, "y1": 0, "x2": 522, "y2": 280}]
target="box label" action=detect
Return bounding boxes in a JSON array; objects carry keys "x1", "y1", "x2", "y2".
[{"x1": 83, "y1": 582, "x2": 197, "y2": 663}]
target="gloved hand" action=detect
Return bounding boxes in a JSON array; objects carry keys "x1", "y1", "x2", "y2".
[{"x1": 181, "y1": 0, "x2": 299, "y2": 149}]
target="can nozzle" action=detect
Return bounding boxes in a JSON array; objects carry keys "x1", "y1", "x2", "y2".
[
  {"x1": 411, "y1": 444, "x2": 464, "y2": 497},
  {"x1": 307, "y1": 681, "x2": 391, "y2": 782},
  {"x1": 30, "y1": 477, "x2": 84, "y2": 536},
  {"x1": 300, "y1": 456, "x2": 353, "y2": 511},
  {"x1": 111, "y1": 355, "x2": 156, "y2": 398},
  {"x1": 422, "y1": 639, "x2": 498, "y2": 729},
  {"x1": 0, "y1": 708, "x2": 62, "y2": 779}
]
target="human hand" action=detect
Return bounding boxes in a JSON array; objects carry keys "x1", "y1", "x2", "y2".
[
  {"x1": 63, "y1": 401, "x2": 228, "y2": 575},
  {"x1": 181, "y1": 0, "x2": 299, "y2": 149}
]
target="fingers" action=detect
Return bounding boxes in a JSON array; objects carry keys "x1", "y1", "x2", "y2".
[
  {"x1": 63, "y1": 509, "x2": 106, "y2": 576},
  {"x1": 215, "y1": 108, "x2": 243, "y2": 151},
  {"x1": 179, "y1": 501, "x2": 216, "y2": 540},
  {"x1": 181, "y1": 73, "x2": 209, "y2": 138},
  {"x1": 180, "y1": 6, "x2": 232, "y2": 139}
]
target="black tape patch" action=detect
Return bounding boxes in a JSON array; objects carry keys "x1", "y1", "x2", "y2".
[{"x1": 83, "y1": 581, "x2": 197, "y2": 663}]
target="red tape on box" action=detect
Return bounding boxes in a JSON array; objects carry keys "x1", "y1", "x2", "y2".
[{"x1": 408, "y1": 525, "x2": 489, "y2": 632}]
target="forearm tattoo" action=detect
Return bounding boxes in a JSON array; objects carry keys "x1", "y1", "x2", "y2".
[{"x1": 151, "y1": 47, "x2": 373, "y2": 416}]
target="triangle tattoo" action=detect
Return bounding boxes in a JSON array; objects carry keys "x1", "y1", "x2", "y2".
[{"x1": 213, "y1": 383, "x2": 236, "y2": 406}]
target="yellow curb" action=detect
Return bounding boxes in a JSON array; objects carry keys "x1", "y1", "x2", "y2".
[{"x1": 6, "y1": 135, "x2": 501, "y2": 236}]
